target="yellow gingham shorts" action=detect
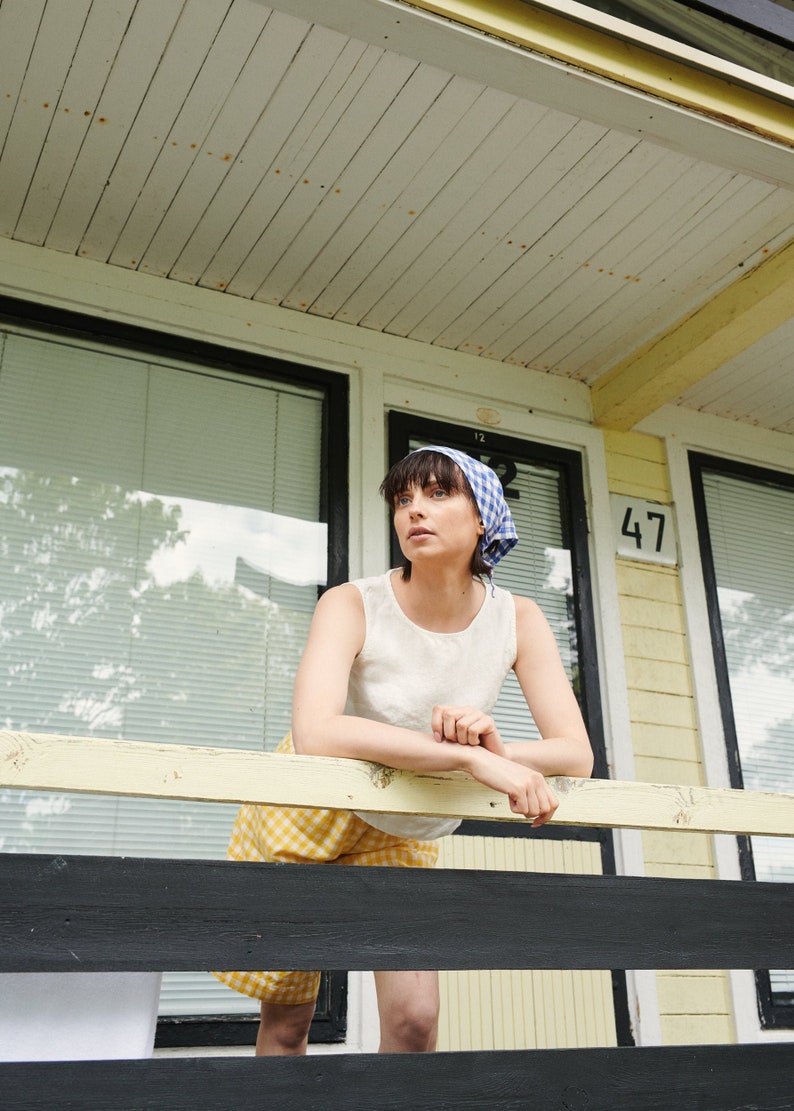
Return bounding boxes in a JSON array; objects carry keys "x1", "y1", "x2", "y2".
[{"x1": 213, "y1": 734, "x2": 438, "y2": 1005}]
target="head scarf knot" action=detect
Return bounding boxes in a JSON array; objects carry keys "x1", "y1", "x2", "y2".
[{"x1": 410, "y1": 446, "x2": 518, "y2": 569}]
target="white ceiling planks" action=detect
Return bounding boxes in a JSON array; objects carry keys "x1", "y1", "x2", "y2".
[
  {"x1": 302, "y1": 83, "x2": 521, "y2": 323},
  {"x1": 0, "y1": 0, "x2": 92, "y2": 240},
  {"x1": 525, "y1": 156, "x2": 744, "y2": 375},
  {"x1": 677, "y1": 318, "x2": 794, "y2": 432},
  {"x1": 278, "y1": 72, "x2": 492, "y2": 319},
  {"x1": 251, "y1": 57, "x2": 450, "y2": 309},
  {"x1": 374, "y1": 119, "x2": 619, "y2": 343},
  {"x1": 563, "y1": 178, "x2": 794, "y2": 382},
  {"x1": 14, "y1": 0, "x2": 137, "y2": 247},
  {"x1": 352, "y1": 106, "x2": 590, "y2": 335},
  {"x1": 320, "y1": 92, "x2": 545, "y2": 329},
  {"x1": 483, "y1": 147, "x2": 699, "y2": 370},
  {"x1": 404, "y1": 131, "x2": 657, "y2": 354},
  {"x1": 44, "y1": 0, "x2": 190, "y2": 256},
  {"x1": 191, "y1": 36, "x2": 380, "y2": 295},
  {"x1": 116, "y1": 3, "x2": 300, "y2": 277},
  {"x1": 172, "y1": 23, "x2": 359, "y2": 287},
  {"x1": 442, "y1": 163, "x2": 790, "y2": 375},
  {"x1": 0, "y1": 0, "x2": 46, "y2": 148},
  {"x1": 0, "y1": 0, "x2": 792, "y2": 432},
  {"x1": 226, "y1": 50, "x2": 425, "y2": 302},
  {"x1": 82, "y1": 0, "x2": 236, "y2": 264}
]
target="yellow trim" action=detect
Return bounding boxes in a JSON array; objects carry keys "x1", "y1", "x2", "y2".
[
  {"x1": 404, "y1": 0, "x2": 794, "y2": 147},
  {"x1": 592, "y1": 238, "x2": 794, "y2": 431}
]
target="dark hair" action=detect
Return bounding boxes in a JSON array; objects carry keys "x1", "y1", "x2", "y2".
[{"x1": 380, "y1": 450, "x2": 491, "y2": 581}]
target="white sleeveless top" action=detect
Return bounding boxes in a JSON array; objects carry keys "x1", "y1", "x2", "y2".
[{"x1": 348, "y1": 571, "x2": 517, "y2": 839}]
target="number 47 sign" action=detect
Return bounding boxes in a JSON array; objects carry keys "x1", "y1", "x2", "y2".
[{"x1": 610, "y1": 495, "x2": 678, "y2": 566}]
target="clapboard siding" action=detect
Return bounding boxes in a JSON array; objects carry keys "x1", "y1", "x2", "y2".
[
  {"x1": 642, "y1": 831, "x2": 714, "y2": 870},
  {"x1": 661, "y1": 1014, "x2": 735, "y2": 1046},
  {"x1": 623, "y1": 657, "x2": 692, "y2": 697},
  {"x1": 604, "y1": 429, "x2": 732, "y2": 1044},
  {"x1": 627, "y1": 690, "x2": 697, "y2": 734},
  {"x1": 631, "y1": 721, "x2": 701, "y2": 762},
  {"x1": 618, "y1": 565, "x2": 681, "y2": 605},
  {"x1": 668, "y1": 973, "x2": 734, "y2": 1043},
  {"x1": 604, "y1": 430, "x2": 670, "y2": 499},
  {"x1": 618, "y1": 594, "x2": 686, "y2": 635},
  {"x1": 621, "y1": 625, "x2": 687, "y2": 663}
]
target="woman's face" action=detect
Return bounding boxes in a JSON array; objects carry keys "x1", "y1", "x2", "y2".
[{"x1": 392, "y1": 477, "x2": 482, "y2": 569}]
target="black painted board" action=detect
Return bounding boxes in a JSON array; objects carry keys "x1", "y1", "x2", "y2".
[
  {"x1": 2, "y1": 853, "x2": 792, "y2": 971},
  {"x1": 3, "y1": 1044, "x2": 794, "y2": 1111}
]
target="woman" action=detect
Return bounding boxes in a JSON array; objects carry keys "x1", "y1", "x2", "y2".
[{"x1": 215, "y1": 446, "x2": 593, "y2": 1055}]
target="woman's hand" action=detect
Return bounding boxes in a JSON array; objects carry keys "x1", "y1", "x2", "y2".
[
  {"x1": 431, "y1": 705, "x2": 506, "y2": 757},
  {"x1": 465, "y1": 747, "x2": 559, "y2": 826}
]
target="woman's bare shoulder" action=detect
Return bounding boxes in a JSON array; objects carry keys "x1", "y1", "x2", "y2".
[
  {"x1": 314, "y1": 581, "x2": 365, "y2": 615},
  {"x1": 511, "y1": 593, "x2": 545, "y2": 620}
]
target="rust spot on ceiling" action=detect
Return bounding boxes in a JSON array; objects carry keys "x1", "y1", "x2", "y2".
[{"x1": 476, "y1": 406, "x2": 502, "y2": 426}]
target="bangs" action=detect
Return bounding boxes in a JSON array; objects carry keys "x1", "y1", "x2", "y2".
[{"x1": 380, "y1": 450, "x2": 473, "y2": 507}]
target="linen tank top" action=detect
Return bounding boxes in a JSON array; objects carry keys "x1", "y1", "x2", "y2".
[{"x1": 348, "y1": 570, "x2": 517, "y2": 839}]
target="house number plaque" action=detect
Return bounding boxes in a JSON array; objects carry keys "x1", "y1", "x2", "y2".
[{"x1": 610, "y1": 495, "x2": 677, "y2": 566}]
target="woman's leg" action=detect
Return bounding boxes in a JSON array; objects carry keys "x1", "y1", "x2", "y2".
[
  {"x1": 255, "y1": 999, "x2": 317, "y2": 1056},
  {"x1": 373, "y1": 970, "x2": 439, "y2": 1053}
]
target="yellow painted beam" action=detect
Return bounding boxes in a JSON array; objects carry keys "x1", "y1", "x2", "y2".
[
  {"x1": 405, "y1": 0, "x2": 794, "y2": 147},
  {"x1": 591, "y1": 238, "x2": 794, "y2": 431},
  {"x1": 3, "y1": 730, "x2": 794, "y2": 836}
]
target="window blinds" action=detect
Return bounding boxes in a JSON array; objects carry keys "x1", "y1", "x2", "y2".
[
  {"x1": 701, "y1": 470, "x2": 794, "y2": 1002},
  {"x1": 0, "y1": 330, "x2": 325, "y2": 1019}
]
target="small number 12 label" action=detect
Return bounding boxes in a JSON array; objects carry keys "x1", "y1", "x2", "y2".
[{"x1": 610, "y1": 495, "x2": 677, "y2": 566}]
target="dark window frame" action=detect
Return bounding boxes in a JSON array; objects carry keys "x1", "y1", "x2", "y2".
[
  {"x1": 689, "y1": 450, "x2": 794, "y2": 1030},
  {"x1": 388, "y1": 411, "x2": 633, "y2": 1048},
  {"x1": 0, "y1": 295, "x2": 350, "y2": 1048}
]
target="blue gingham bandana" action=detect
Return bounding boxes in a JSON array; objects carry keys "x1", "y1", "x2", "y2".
[{"x1": 410, "y1": 446, "x2": 518, "y2": 568}]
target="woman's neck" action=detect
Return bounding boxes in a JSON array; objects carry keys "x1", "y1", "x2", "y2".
[{"x1": 390, "y1": 566, "x2": 485, "y2": 633}]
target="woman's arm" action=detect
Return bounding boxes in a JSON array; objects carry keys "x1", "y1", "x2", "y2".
[
  {"x1": 506, "y1": 594, "x2": 594, "y2": 778},
  {"x1": 291, "y1": 585, "x2": 487, "y2": 775},
  {"x1": 291, "y1": 585, "x2": 561, "y2": 820}
]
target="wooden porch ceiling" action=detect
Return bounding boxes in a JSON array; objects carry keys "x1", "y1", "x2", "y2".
[{"x1": 0, "y1": 0, "x2": 792, "y2": 434}]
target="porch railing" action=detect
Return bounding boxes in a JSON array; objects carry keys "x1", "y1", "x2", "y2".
[{"x1": 2, "y1": 729, "x2": 793, "y2": 1110}]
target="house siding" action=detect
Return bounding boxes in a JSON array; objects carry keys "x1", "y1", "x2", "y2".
[{"x1": 605, "y1": 428, "x2": 734, "y2": 1044}]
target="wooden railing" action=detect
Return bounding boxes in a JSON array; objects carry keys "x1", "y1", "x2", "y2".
[{"x1": 2, "y1": 729, "x2": 793, "y2": 1110}]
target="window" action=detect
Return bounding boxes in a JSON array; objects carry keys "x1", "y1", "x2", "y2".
[
  {"x1": 690, "y1": 453, "x2": 794, "y2": 1028},
  {"x1": 0, "y1": 304, "x2": 348, "y2": 1044}
]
